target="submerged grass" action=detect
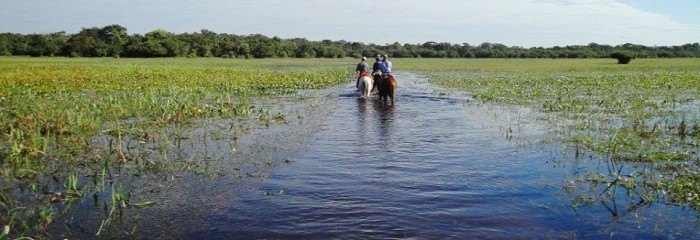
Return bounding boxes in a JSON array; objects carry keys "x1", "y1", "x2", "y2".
[
  {"x1": 399, "y1": 58, "x2": 700, "y2": 211},
  {"x1": 0, "y1": 57, "x2": 352, "y2": 238}
]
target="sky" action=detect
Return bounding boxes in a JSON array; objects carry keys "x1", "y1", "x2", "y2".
[{"x1": 1, "y1": 0, "x2": 699, "y2": 47}]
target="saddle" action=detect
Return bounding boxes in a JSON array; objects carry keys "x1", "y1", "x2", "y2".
[{"x1": 359, "y1": 72, "x2": 370, "y2": 78}]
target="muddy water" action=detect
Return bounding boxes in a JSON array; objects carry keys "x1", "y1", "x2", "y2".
[{"x1": 55, "y1": 73, "x2": 698, "y2": 239}]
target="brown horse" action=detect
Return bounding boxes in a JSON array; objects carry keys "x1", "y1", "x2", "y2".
[{"x1": 378, "y1": 75, "x2": 396, "y2": 102}]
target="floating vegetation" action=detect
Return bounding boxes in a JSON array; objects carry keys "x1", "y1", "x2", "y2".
[
  {"x1": 0, "y1": 57, "x2": 351, "y2": 238},
  {"x1": 399, "y1": 58, "x2": 700, "y2": 212}
]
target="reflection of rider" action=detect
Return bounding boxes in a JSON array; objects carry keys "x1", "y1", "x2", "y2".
[
  {"x1": 355, "y1": 56, "x2": 369, "y2": 88},
  {"x1": 380, "y1": 55, "x2": 392, "y2": 77}
]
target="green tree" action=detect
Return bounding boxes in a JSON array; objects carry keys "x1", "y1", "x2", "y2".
[
  {"x1": 3, "y1": 24, "x2": 700, "y2": 59},
  {"x1": 0, "y1": 33, "x2": 11, "y2": 55},
  {"x1": 246, "y1": 34, "x2": 277, "y2": 58},
  {"x1": 145, "y1": 29, "x2": 187, "y2": 57},
  {"x1": 276, "y1": 40, "x2": 297, "y2": 58},
  {"x1": 214, "y1": 33, "x2": 242, "y2": 58},
  {"x1": 611, "y1": 51, "x2": 633, "y2": 64},
  {"x1": 25, "y1": 34, "x2": 49, "y2": 56},
  {"x1": 64, "y1": 27, "x2": 108, "y2": 57},
  {"x1": 123, "y1": 30, "x2": 187, "y2": 57},
  {"x1": 24, "y1": 32, "x2": 65, "y2": 56},
  {"x1": 181, "y1": 29, "x2": 216, "y2": 57},
  {"x1": 99, "y1": 24, "x2": 128, "y2": 57}
]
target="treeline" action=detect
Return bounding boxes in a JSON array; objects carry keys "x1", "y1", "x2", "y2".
[{"x1": 1, "y1": 24, "x2": 699, "y2": 58}]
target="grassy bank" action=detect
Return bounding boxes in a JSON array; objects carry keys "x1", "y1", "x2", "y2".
[
  {"x1": 0, "y1": 57, "x2": 352, "y2": 238},
  {"x1": 398, "y1": 58, "x2": 700, "y2": 210}
]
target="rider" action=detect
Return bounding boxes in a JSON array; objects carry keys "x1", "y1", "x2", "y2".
[
  {"x1": 355, "y1": 56, "x2": 369, "y2": 88},
  {"x1": 372, "y1": 55, "x2": 382, "y2": 74},
  {"x1": 371, "y1": 56, "x2": 383, "y2": 87},
  {"x1": 380, "y1": 54, "x2": 392, "y2": 77}
]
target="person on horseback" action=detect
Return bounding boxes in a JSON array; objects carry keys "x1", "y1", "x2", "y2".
[
  {"x1": 380, "y1": 54, "x2": 392, "y2": 77},
  {"x1": 378, "y1": 55, "x2": 396, "y2": 102},
  {"x1": 372, "y1": 55, "x2": 382, "y2": 73},
  {"x1": 355, "y1": 56, "x2": 370, "y2": 89},
  {"x1": 371, "y1": 56, "x2": 383, "y2": 90}
]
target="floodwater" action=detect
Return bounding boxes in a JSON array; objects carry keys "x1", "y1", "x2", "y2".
[{"x1": 53, "y1": 72, "x2": 699, "y2": 239}]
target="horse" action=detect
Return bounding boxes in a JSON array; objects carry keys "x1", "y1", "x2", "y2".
[
  {"x1": 378, "y1": 75, "x2": 397, "y2": 102},
  {"x1": 372, "y1": 71, "x2": 382, "y2": 91},
  {"x1": 357, "y1": 72, "x2": 373, "y2": 98}
]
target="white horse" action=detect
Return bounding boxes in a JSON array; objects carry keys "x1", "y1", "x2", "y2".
[{"x1": 358, "y1": 75, "x2": 373, "y2": 98}]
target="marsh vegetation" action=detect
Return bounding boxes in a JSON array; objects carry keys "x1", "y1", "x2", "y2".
[
  {"x1": 398, "y1": 58, "x2": 700, "y2": 215},
  {"x1": 0, "y1": 57, "x2": 350, "y2": 238},
  {"x1": 2, "y1": 57, "x2": 699, "y2": 238}
]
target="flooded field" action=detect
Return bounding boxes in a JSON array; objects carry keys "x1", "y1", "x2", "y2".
[
  {"x1": 2, "y1": 58, "x2": 699, "y2": 239},
  {"x1": 50, "y1": 72, "x2": 699, "y2": 239}
]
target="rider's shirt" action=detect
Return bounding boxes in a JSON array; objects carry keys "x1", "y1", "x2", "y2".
[
  {"x1": 372, "y1": 61, "x2": 382, "y2": 72},
  {"x1": 356, "y1": 62, "x2": 369, "y2": 73},
  {"x1": 380, "y1": 61, "x2": 392, "y2": 74}
]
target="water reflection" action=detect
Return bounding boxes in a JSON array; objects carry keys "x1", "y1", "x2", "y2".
[
  {"x1": 373, "y1": 100, "x2": 394, "y2": 150},
  {"x1": 54, "y1": 73, "x2": 700, "y2": 239},
  {"x1": 355, "y1": 95, "x2": 396, "y2": 149},
  {"x1": 355, "y1": 97, "x2": 373, "y2": 155},
  {"x1": 356, "y1": 97, "x2": 372, "y2": 129},
  {"x1": 373, "y1": 100, "x2": 395, "y2": 125},
  {"x1": 564, "y1": 153, "x2": 666, "y2": 219}
]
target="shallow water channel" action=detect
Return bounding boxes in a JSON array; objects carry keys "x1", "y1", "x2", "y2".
[{"x1": 55, "y1": 72, "x2": 699, "y2": 239}]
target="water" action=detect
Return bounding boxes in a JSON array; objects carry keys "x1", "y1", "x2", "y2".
[{"x1": 53, "y1": 72, "x2": 699, "y2": 239}]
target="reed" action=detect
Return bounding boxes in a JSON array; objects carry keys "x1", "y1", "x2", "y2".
[
  {"x1": 0, "y1": 57, "x2": 352, "y2": 238},
  {"x1": 402, "y1": 58, "x2": 700, "y2": 211}
]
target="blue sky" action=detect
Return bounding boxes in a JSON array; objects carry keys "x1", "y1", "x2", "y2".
[{"x1": 1, "y1": 0, "x2": 698, "y2": 47}]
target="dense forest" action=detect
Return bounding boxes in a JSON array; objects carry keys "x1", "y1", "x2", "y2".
[{"x1": 1, "y1": 24, "x2": 699, "y2": 59}]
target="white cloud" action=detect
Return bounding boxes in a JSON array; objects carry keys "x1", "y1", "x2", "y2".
[
  {"x1": 1, "y1": 0, "x2": 698, "y2": 47},
  {"x1": 349, "y1": 0, "x2": 694, "y2": 46}
]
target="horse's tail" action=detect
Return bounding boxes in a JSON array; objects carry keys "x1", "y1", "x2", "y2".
[
  {"x1": 388, "y1": 76, "x2": 397, "y2": 101},
  {"x1": 364, "y1": 76, "x2": 373, "y2": 97},
  {"x1": 358, "y1": 79, "x2": 365, "y2": 94},
  {"x1": 359, "y1": 76, "x2": 372, "y2": 97},
  {"x1": 388, "y1": 76, "x2": 397, "y2": 86}
]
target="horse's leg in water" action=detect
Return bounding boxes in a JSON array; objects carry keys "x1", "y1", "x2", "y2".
[
  {"x1": 389, "y1": 76, "x2": 396, "y2": 102},
  {"x1": 372, "y1": 77, "x2": 378, "y2": 92},
  {"x1": 376, "y1": 77, "x2": 386, "y2": 101}
]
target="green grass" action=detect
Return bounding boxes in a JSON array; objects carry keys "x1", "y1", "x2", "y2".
[
  {"x1": 399, "y1": 58, "x2": 700, "y2": 210},
  {"x1": 0, "y1": 57, "x2": 353, "y2": 238},
  {"x1": 396, "y1": 58, "x2": 700, "y2": 72},
  {"x1": 3, "y1": 56, "x2": 698, "y2": 236}
]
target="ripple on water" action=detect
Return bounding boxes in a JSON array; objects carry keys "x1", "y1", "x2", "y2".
[{"x1": 61, "y1": 72, "x2": 700, "y2": 239}]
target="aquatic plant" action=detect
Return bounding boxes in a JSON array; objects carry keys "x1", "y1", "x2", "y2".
[
  {"x1": 400, "y1": 58, "x2": 700, "y2": 211},
  {"x1": 0, "y1": 57, "x2": 352, "y2": 238}
]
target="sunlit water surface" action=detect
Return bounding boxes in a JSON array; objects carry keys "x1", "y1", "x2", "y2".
[{"x1": 54, "y1": 73, "x2": 699, "y2": 239}]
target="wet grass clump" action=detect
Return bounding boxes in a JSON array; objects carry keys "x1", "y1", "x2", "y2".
[
  {"x1": 399, "y1": 58, "x2": 700, "y2": 211},
  {"x1": 0, "y1": 57, "x2": 351, "y2": 238}
]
